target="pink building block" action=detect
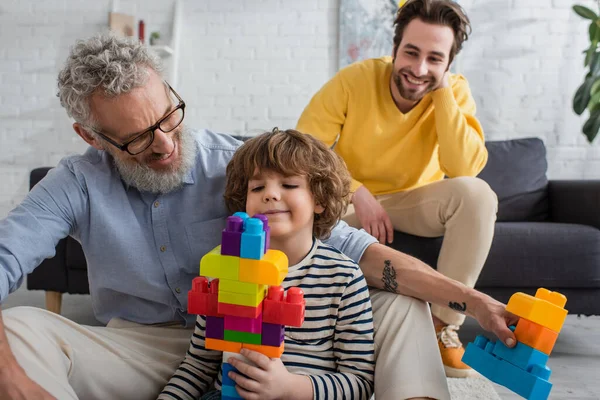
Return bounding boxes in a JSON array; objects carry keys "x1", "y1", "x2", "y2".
[
  {"x1": 221, "y1": 216, "x2": 244, "y2": 257},
  {"x1": 224, "y1": 313, "x2": 263, "y2": 334},
  {"x1": 263, "y1": 286, "x2": 305, "y2": 327}
]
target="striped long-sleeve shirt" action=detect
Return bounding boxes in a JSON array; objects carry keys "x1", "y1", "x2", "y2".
[{"x1": 159, "y1": 239, "x2": 375, "y2": 400}]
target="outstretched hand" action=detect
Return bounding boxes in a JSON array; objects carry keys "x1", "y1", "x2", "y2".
[
  {"x1": 351, "y1": 185, "x2": 394, "y2": 245},
  {"x1": 471, "y1": 294, "x2": 519, "y2": 347}
]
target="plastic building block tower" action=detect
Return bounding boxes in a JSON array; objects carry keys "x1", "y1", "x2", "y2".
[
  {"x1": 188, "y1": 212, "x2": 306, "y2": 399},
  {"x1": 462, "y1": 288, "x2": 568, "y2": 400}
]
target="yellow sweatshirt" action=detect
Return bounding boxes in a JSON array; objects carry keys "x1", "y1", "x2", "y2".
[{"x1": 296, "y1": 57, "x2": 487, "y2": 195}]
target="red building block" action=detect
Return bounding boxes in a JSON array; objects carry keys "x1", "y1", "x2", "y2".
[
  {"x1": 188, "y1": 277, "x2": 221, "y2": 316},
  {"x1": 218, "y1": 301, "x2": 263, "y2": 319},
  {"x1": 263, "y1": 286, "x2": 305, "y2": 327}
]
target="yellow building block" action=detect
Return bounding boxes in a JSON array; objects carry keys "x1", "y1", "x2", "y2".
[
  {"x1": 506, "y1": 288, "x2": 568, "y2": 333},
  {"x1": 239, "y1": 249, "x2": 288, "y2": 286},
  {"x1": 200, "y1": 245, "x2": 239, "y2": 280},
  {"x1": 220, "y1": 279, "x2": 267, "y2": 296},
  {"x1": 243, "y1": 342, "x2": 284, "y2": 358},
  {"x1": 218, "y1": 287, "x2": 267, "y2": 307}
]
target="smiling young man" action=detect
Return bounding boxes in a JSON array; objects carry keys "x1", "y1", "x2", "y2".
[{"x1": 297, "y1": 0, "x2": 498, "y2": 377}]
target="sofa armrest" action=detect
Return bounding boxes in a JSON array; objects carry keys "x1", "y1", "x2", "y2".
[{"x1": 548, "y1": 180, "x2": 600, "y2": 229}]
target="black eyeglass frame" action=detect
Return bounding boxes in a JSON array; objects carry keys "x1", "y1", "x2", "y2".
[{"x1": 89, "y1": 82, "x2": 186, "y2": 155}]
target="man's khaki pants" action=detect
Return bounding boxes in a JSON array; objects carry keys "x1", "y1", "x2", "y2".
[
  {"x1": 3, "y1": 290, "x2": 450, "y2": 400},
  {"x1": 344, "y1": 177, "x2": 498, "y2": 326}
]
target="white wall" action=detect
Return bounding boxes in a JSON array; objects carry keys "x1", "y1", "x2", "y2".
[{"x1": 0, "y1": 0, "x2": 598, "y2": 218}]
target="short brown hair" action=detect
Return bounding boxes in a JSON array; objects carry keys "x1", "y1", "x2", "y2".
[
  {"x1": 393, "y1": 0, "x2": 471, "y2": 66},
  {"x1": 224, "y1": 128, "x2": 351, "y2": 240}
]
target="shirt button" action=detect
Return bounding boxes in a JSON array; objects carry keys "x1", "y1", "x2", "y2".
[
  {"x1": 160, "y1": 245, "x2": 166, "y2": 252},
  {"x1": 154, "y1": 201, "x2": 160, "y2": 208},
  {"x1": 175, "y1": 287, "x2": 181, "y2": 294}
]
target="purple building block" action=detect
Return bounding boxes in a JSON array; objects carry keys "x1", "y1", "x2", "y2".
[
  {"x1": 240, "y1": 218, "x2": 266, "y2": 260},
  {"x1": 221, "y1": 216, "x2": 244, "y2": 257},
  {"x1": 253, "y1": 214, "x2": 270, "y2": 252},
  {"x1": 224, "y1": 313, "x2": 263, "y2": 334},
  {"x1": 261, "y1": 322, "x2": 285, "y2": 347},
  {"x1": 206, "y1": 316, "x2": 224, "y2": 340}
]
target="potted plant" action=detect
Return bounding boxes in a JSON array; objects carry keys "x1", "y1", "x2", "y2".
[
  {"x1": 150, "y1": 31, "x2": 161, "y2": 46},
  {"x1": 573, "y1": 4, "x2": 600, "y2": 143}
]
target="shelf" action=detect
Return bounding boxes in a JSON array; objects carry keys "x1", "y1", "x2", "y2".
[{"x1": 149, "y1": 45, "x2": 174, "y2": 57}]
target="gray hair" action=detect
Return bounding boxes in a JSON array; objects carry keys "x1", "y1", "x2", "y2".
[{"x1": 57, "y1": 33, "x2": 163, "y2": 127}]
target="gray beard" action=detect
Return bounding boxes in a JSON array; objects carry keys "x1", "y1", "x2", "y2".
[{"x1": 112, "y1": 126, "x2": 197, "y2": 194}]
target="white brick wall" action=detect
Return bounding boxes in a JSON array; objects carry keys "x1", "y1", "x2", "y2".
[{"x1": 0, "y1": 0, "x2": 598, "y2": 217}]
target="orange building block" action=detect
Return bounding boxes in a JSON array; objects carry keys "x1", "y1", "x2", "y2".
[
  {"x1": 243, "y1": 342, "x2": 284, "y2": 358},
  {"x1": 239, "y1": 249, "x2": 288, "y2": 286},
  {"x1": 205, "y1": 338, "x2": 242, "y2": 353},
  {"x1": 505, "y1": 288, "x2": 567, "y2": 332},
  {"x1": 514, "y1": 318, "x2": 559, "y2": 355}
]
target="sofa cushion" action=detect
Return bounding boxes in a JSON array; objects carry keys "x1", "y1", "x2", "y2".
[
  {"x1": 478, "y1": 138, "x2": 549, "y2": 222},
  {"x1": 478, "y1": 222, "x2": 600, "y2": 288}
]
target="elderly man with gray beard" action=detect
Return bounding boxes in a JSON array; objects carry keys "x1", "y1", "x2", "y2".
[{"x1": 0, "y1": 34, "x2": 516, "y2": 400}]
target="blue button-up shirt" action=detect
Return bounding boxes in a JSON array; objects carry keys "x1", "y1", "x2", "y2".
[{"x1": 0, "y1": 129, "x2": 376, "y2": 326}]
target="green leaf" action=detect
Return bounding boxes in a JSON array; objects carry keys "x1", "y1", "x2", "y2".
[
  {"x1": 591, "y1": 51, "x2": 600, "y2": 76},
  {"x1": 585, "y1": 40, "x2": 599, "y2": 66},
  {"x1": 588, "y1": 90, "x2": 600, "y2": 110},
  {"x1": 574, "y1": 78, "x2": 595, "y2": 114},
  {"x1": 590, "y1": 21, "x2": 598, "y2": 41},
  {"x1": 574, "y1": 5, "x2": 598, "y2": 20},
  {"x1": 582, "y1": 110, "x2": 600, "y2": 143},
  {"x1": 591, "y1": 79, "x2": 600, "y2": 95}
]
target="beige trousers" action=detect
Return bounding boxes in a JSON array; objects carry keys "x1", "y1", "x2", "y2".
[
  {"x1": 3, "y1": 293, "x2": 450, "y2": 400},
  {"x1": 345, "y1": 177, "x2": 498, "y2": 326}
]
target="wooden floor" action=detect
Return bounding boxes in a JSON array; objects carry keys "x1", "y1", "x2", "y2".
[
  {"x1": 461, "y1": 315, "x2": 600, "y2": 400},
  {"x1": 4, "y1": 286, "x2": 600, "y2": 399}
]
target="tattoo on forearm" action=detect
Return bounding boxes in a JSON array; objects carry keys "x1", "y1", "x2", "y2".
[
  {"x1": 382, "y1": 260, "x2": 399, "y2": 293},
  {"x1": 449, "y1": 301, "x2": 467, "y2": 313}
]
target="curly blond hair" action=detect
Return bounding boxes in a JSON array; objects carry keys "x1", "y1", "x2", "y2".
[{"x1": 224, "y1": 128, "x2": 351, "y2": 239}]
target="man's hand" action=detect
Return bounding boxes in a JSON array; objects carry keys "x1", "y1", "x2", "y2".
[
  {"x1": 352, "y1": 185, "x2": 394, "y2": 244},
  {"x1": 437, "y1": 70, "x2": 450, "y2": 89},
  {"x1": 0, "y1": 363, "x2": 56, "y2": 400},
  {"x1": 228, "y1": 349, "x2": 312, "y2": 400},
  {"x1": 470, "y1": 293, "x2": 519, "y2": 348}
]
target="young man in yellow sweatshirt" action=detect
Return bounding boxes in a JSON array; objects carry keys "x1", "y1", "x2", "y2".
[{"x1": 297, "y1": 0, "x2": 497, "y2": 378}]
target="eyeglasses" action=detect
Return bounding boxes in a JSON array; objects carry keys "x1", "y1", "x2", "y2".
[{"x1": 89, "y1": 83, "x2": 186, "y2": 155}]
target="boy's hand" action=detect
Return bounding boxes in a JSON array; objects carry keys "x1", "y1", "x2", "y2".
[{"x1": 228, "y1": 349, "x2": 312, "y2": 400}]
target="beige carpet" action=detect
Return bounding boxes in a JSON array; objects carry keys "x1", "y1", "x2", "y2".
[{"x1": 447, "y1": 376, "x2": 502, "y2": 400}]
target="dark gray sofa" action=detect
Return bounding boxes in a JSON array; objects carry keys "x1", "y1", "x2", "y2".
[
  {"x1": 27, "y1": 137, "x2": 600, "y2": 315},
  {"x1": 389, "y1": 138, "x2": 600, "y2": 315}
]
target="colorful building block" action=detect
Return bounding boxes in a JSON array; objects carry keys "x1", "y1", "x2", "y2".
[
  {"x1": 242, "y1": 342, "x2": 284, "y2": 358},
  {"x1": 218, "y1": 302, "x2": 262, "y2": 319},
  {"x1": 224, "y1": 313, "x2": 263, "y2": 334},
  {"x1": 261, "y1": 322, "x2": 285, "y2": 347},
  {"x1": 205, "y1": 338, "x2": 242, "y2": 353},
  {"x1": 220, "y1": 279, "x2": 267, "y2": 296},
  {"x1": 240, "y1": 218, "x2": 266, "y2": 260},
  {"x1": 253, "y1": 214, "x2": 270, "y2": 253},
  {"x1": 218, "y1": 287, "x2": 267, "y2": 308},
  {"x1": 263, "y1": 286, "x2": 305, "y2": 327},
  {"x1": 187, "y1": 277, "x2": 220, "y2": 316},
  {"x1": 505, "y1": 288, "x2": 568, "y2": 332},
  {"x1": 462, "y1": 335, "x2": 552, "y2": 400},
  {"x1": 221, "y1": 216, "x2": 244, "y2": 257},
  {"x1": 239, "y1": 249, "x2": 288, "y2": 286},
  {"x1": 224, "y1": 330, "x2": 262, "y2": 345},
  {"x1": 514, "y1": 318, "x2": 559, "y2": 355},
  {"x1": 205, "y1": 316, "x2": 224, "y2": 340},
  {"x1": 221, "y1": 384, "x2": 242, "y2": 399},
  {"x1": 491, "y1": 338, "x2": 549, "y2": 372},
  {"x1": 199, "y1": 246, "x2": 240, "y2": 281}
]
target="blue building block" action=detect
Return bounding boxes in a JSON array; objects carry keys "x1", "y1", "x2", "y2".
[
  {"x1": 240, "y1": 218, "x2": 266, "y2": 260},
  {"x1": 233, "y1": 211, "x2": 249, "y2": 221},
  {"x1": 221, "y1": 362, "x2": 236, "y2": 387},
  {"x1": 463, "y1": 335, "x2": 552, "y2": 400},
  {"x1": 221, "y1": 385, "x2": 242, "y2": 399},
  {"x1": 492, "y1": 340, "x2": 549, "y2": 372}
]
